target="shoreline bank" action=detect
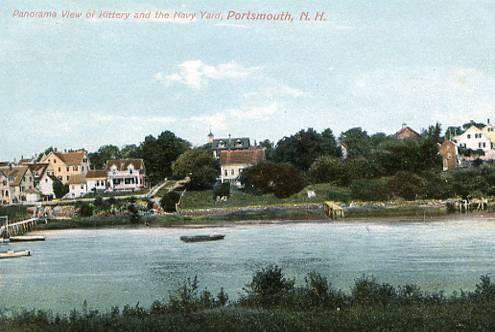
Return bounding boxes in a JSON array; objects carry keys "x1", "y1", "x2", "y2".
[{"x1": 33, "y1": 205, "x2": 495, "y2": 231}]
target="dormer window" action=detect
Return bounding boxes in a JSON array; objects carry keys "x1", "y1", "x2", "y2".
[{"x1": 218, "y1": 140, "x2": 225, "y2": 148}]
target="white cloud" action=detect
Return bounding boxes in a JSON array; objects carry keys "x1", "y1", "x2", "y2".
[{"x1": 155, "y1": 60, "x2": 258, "y2": 89}]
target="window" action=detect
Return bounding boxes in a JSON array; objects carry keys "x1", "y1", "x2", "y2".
[
  {"x1": 231, "y1": 169, "x2": 235, "y2": 175},
  {"x1": 66, "y1": 167, "x2": 69, "y2": 172},
  {"x1": 81, "y1": 185, "x2": 84, "y2": 190},
  {"x1": 82, "y1": 166, "x2": 84, "y2": 171},
  {"x1": 67, "y1": 176, "x2": 70, "y2": 181},
  {"x1": 53, "y1": 159, "x2": 56, "y2": 164},
  {"x1": 224, "y1": 169, "x2": 228, "y2": 176},
  {"x1": 483, "y1": 143, "x2": 487, "y2": 148},
  {"x1": 58, "y1": 167, "x2": 61, "y2": 172},
  {"x1": 467, "y1": 134, "x2": 471, "y2": 139},
  {"x1": 72, "y1": 185, "x2": 75, "y2": 190},
  {"x1": 45, "y1": 178, "x2": 48, "y2": 183},
  {"x1": 73, "y1": 166, "x2": 78, "y2": 171}
]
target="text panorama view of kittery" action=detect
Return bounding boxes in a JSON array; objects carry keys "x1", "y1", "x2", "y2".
[{"x1": 6, "y1": 1, "x2": 495, "y2": 331}]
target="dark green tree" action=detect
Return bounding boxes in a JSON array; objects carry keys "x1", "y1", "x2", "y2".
[
  {"x1": 52, "y1": 180, "x2": 69, "y2": 199},
  {"x1": 241, "y1": 162, "x2": 305, "y2": 198},
  {"x1": 309, "y1": 156, "x2": 347, "y2": 184},
  {"x1": 121, "y1": 144, "x2": 141, "y2": 159},
  {"x1": 274, "y1": 128, "x2": 339, "y2": 170},
  {"x1": 140, "y1": 131, "x2": 191, "y2": 185},
  {"x1": 339, "y1": 127, "x2": 371, "y2": 158},
  {"x1": 258, "y1": 139, "x2": 275, "y2": 160},
  {"x1": 172, "y1": 149, "x2": 217, "y2": 190},
  {"x1": 89, "y1": 145, "x2": 122, "y2": 169}
]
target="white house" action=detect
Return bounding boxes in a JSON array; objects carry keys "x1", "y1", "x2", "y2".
[
  {"x1": 38, "y1": 171, "x2": 59, "y2": 200},
  {"x1": 68, "y1": 175, "x2": 87, "y2": 198},
  {"x1": 105, "y1": 159, "x2": 145, "y2": 192},
  {"x1": 86, "y1": 170, "x2": 108, "y2": 193},
  {"x1": 219, "y1": 148, "x2": 265, "y2": 186},
  {"x1": 454, "y1": 125, "x2": 493, "y2": 154}
]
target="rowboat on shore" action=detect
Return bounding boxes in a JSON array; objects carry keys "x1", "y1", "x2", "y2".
[
  {"x1": 0, "y1": 250, "x2": 31, "y2": 259},
  {"x1": 9, "y1": 236, "x2": 45, "y2": 242},
  {"x1": 180, "y1": 234, "x2": 225, "y2": 243}
]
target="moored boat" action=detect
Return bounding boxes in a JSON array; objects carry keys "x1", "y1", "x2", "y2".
[
  {"x1": 180, "y1": 234, "x2": 225, "y2": 243},
  {"x1": 0, "y1": 250, "x2": 31, "y2": 259},
  {"x1": 9, "y1": 236, "x2": 45, "y2": 242}
]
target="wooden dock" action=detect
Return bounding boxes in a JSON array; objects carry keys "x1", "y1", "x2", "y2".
[{"x1": 0, "y1": 217, "x2": 46, "y2": 238}]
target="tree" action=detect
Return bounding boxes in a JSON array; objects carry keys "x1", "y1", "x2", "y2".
[
  {"x1": 78, "y1": 203, "x2": 94, "y2": 217},
  {"x1": 309, "y1": 156, "x2": 347, "y2": 184},
  {"x1": 160, "y1": 191, "x2": 181, "y2": 212},
  {"x1": 387, "y1": 171, "x2": 425, "y2": 200},
  {"x1": 89, "y1": 145, "x2": 122, "y2": 169},
  {"x1": 339, "y1": 127, "x2": 370, "y2": 158},
  {"x1": 53, "y1": 180, "x2": 69, "y2": 199},
  {"x1": 241, "y1": 162, "x2": 305, "y2": 198},
  {"x1": 273, "y1": 128, "x2": 339, "y2": 170},
  {"x1": 121, "y1": 144, "x2": 141, "y2": 159},
  {"x1": 258, "y1": 139, "x2": 275, "y2": 160},
  {"x1": 172, "y1": 149, "x2": 217, "y2": 190},
  {"x1": 140, "y1": 131, "x2": 191, "y2": 185}
]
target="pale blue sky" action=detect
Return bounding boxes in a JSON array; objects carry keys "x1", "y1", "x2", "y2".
[{"x1": 2, "y1": 0, "x2": 495, "y2": 160}]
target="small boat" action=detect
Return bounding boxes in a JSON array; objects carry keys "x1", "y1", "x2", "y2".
[
  {"x1": 180, "y1": 234, "x2": 225, "y2": 243},
  {"x1": 9, "y1": 236, "x2": 45, "y2": 242},
  {"x1": 0, "y1": 250, "x2": 31, "y2": 259}
]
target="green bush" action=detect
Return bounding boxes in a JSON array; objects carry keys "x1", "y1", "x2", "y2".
[
  {"x1": 78, "y1": 203, "x2": 94, "y2": 217},
  {"x1": 309, "y1": 156, "x2": 347, "y2": 184},
  {"x1": 241, "y1": 162, "x2": 305, "y2": 198},
  {"x1": 160, "y1": 191, "x2": 181, "y2": 212},
  {"x1": 387, "y1": 171, "x2": 425, "y2": 200},
  {"x1": 241, "y1": 265, "x2": 295, "y2": 306},
  {"x1": 212, "y1": 182, "x2": 230, "y2": 199},
  {"x1": 350, "y1": 178, "x2": 391, "y2": 201}
]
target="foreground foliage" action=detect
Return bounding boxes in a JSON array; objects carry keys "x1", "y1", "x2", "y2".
[{"x1": 4, "y1": 266, "x2": 495, "y2": 331}]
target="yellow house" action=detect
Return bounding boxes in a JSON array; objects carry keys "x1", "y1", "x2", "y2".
[
  {"x1": 40, "y1": 150, "x2": 90, "y2": 184},
  {"x1": 482, "y1": 121, "x2": 495, "y2": 147}
]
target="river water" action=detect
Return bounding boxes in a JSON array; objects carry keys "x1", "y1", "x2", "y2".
[{"x1": 2, "y1": 217, "x2": 495, "y2": 313}]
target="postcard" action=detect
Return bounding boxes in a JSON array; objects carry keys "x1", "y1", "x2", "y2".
[{"x1": 2, "y1": 1, "x2": 495, "y2": 331}]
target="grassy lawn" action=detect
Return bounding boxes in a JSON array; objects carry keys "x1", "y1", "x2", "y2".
[{"x1": 179, "y1": 183, "x2": 351, "y2": 210}]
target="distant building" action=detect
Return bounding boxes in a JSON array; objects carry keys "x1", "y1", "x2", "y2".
[
  {"x1": 0, "y1": 165, "x2": 36, "y2": 203},
  {"x1": 438, "y1": 140, "x2": 459, "y2": 171},
  {"x1": 40, "y1": 150, "x2": 90, "y2": 184},
  {"x1": 395, "y1": 124, "x2": 421, "y2": 140},
  {"x1": 68, "y1": 174, "x2": 87, "y2": 198},
  {"x1": 206, "y1": 132, "x2": 251, "y2": 159},
  {"x1": 220, "y1": 148, "x2": 265, "y2": 186},
  {"x1": 0, "y1": 170, "x2": 10, "y2": 205},
  {"x1": 38, "y1": 171, "x2": 60, "y2": 200},
  {"x1": 86, "y1": 170, "x2": 109, "y2": 193},
  {"x1": 454, "y1": 125, "x2": 492, "y2": 151},
  {"x1": 105, "y1": 159, "x2": 145, "y2": 192}
]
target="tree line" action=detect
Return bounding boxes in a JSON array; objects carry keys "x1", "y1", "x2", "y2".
[{"x1": 45, "y1": 122, "x2": 492, "y2": 201}]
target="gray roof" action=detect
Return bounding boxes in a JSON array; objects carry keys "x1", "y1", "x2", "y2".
[{"x1": 210, "y1": 137, "x2": 250, "y2": 150}]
